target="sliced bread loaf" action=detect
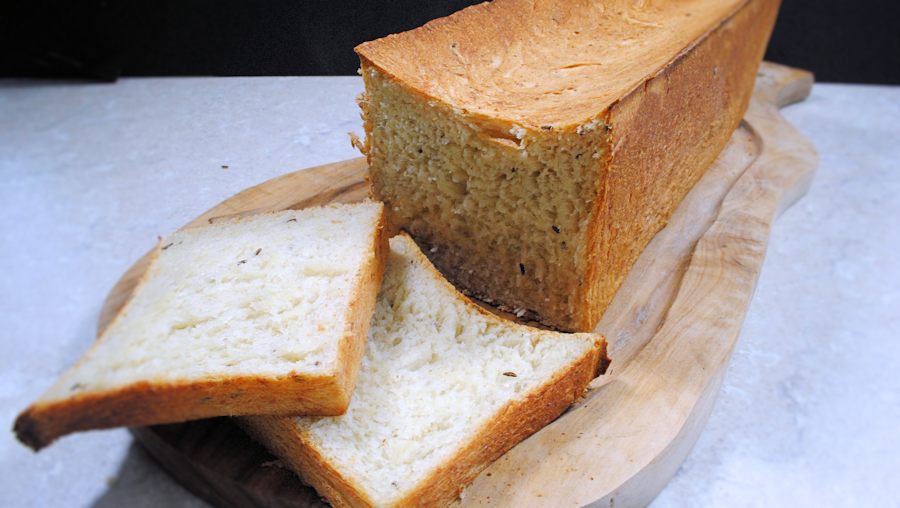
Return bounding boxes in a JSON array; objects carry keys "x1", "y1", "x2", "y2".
[
  {"x1": 355, "y1": 0, "x2": 779, "y2": 330},
  {"x1": 240, "y1": 234, "x2": 607, "y2": 507},
  {"x1": 15, "y1": 202, "x2": 386, "y2": 450}
]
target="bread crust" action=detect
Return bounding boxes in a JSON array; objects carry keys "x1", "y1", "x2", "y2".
[
  {"x1": 14, "y1": 204, "x2": 388, "y2": 451},
  {"x1": 357, "y1": 0, "x2": 753, "y2": 131},
  {"x1": 356, "y1": 0, "x2": 780, "y2": 332},
  {"x1": 237, "y1": 416, "x2": 380, "y2": 508},
  {"x1": 239, "y1": 234, "x2": 608, "y2": 507},
  {"x1": 16, "y1": 374, "x2": 349, "y2": 451},
  {"x1": 332, "y1": 209, "x2": 389, "y2": 407},
  {"x1": 576, "y1": 0, "x2": 782, "y2": 331},
  {"x1": 394, "y1": 339, "x2": 603, "y2": 507}
]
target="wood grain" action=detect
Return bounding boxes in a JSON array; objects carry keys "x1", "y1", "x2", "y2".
[{"x1": 100, "y1": 62, "x2": 816, "y2": 507}]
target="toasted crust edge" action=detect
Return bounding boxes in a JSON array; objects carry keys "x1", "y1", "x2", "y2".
[
  {"x1": 14, "y1": 203, "x2": 388, "y2": 451},
  {"x1": 239, "y1": 234, "x2": 608, "y2": 508}
]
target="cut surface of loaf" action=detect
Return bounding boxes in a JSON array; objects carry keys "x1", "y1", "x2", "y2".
[
  {"x1": 15, "y1": 202, "x2": 386, "y2": 450},
  {"x1": 240, "y1": 234, "x2": 607, "y2": 507},
  {"x1": 356, "y1": 0, "x2": 780, "y2": 331}
]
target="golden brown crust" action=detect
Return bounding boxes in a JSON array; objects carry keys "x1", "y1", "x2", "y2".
[
  {"x1": 16, "y1": 373, "x2": 347, "y2": 451},
  {"x1": 359, "y1": 0, "x2": 780, "y2": 332},
  {"x1": 239, "y1": 234, "x2": 608, "y2": 508},
  {"x1": 576, "y1": 0, "x2": 781, "y2": 330},
  {"x1": 394, "y1": 343, "x2": 601, "y2": 507},
  {"x1": 356, "y1": 0, "x2": 751, "y2": 131},
  {"x1": 333, "y1": 210, "x2": 389, "y2": 402},
  {"x1": 15, "y1": 204, "x2": 388, "y2": 451},
  {"x1": 240, "y1": 347, "x2": 603, "y2": 508},
  {"x1": 237, "y1": 416, "x2": 378, "y2": 508}
]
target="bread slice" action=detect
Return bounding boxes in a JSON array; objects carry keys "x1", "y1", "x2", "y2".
[
  {"x1": 15, "y1": 202, "x2": 387, "y2": 450},
  {"x1": 239, "y1": 234, "x2": 607, "y2": 507},
  {"x1": 355, "y1": 0, "x2": 780, "y2": 331}
]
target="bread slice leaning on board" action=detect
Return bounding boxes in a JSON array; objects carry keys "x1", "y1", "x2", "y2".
[
  {"x1": 15, "y1": 202, "x2": 387, "y2": 450},
  {"x1": 240, "y1": 234, "x2": 608, "y2": 508},
  {"x1": 355, "y1": 0, "x2": 780, "y2": 331}
]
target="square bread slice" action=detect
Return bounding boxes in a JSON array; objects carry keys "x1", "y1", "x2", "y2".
[
  {"x1": 240, "y1": 234, "x2": 608, "y2": 507},
  {"x1": 15, "y1": 202, "x2": 387, "y2": 450},
  {"x1": 355, "y1": 0, "x2": 779, "y2": 331}
]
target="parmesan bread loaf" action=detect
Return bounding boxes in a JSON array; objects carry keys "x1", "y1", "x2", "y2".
[
  {"x1": 356, "y1": 0, "x2": 780, "y2": 331},
  {"x1": 15, "y1": 202, "x2": 387, "y2": 450},
  {"x1": 240, "y1": 234, "x2": 607, "y2": 508}
]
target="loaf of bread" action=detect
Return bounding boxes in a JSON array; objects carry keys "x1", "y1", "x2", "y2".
[
  {"x1": 240, "y1": 234, "x2": 607, "y2": 507},
  {"x1": 355, "y1": 0, "x2": 780, "y2": 331},
  {"x1": 15, "y1": 203, "x2": 386, "y2": 450}
]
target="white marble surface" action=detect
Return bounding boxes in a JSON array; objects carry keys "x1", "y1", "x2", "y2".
[{"x1": 1, "y1": 77, "x2": 898, "y2": 508}]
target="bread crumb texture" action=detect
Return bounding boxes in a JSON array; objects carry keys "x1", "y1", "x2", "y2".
[
  {"x1": 42, "y1": 203, "x2": 382, "y2": 402},
  {"x1": 293, "y1": 235, "x2": 599, "y2": 506},
  {"x1": 363, "y1": 69, "x2": 603, "y2": 329}
]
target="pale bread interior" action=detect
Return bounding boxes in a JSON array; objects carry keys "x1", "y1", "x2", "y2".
[
  {"x1": 291, "y1": 235, "x2": 598, "y2": 505},
  {"x1": 40, "y1": 202, "x2": 383, "y2": 403},
  {"x1": 362, "y1": 67, "x2": 601, "y2": 328}
]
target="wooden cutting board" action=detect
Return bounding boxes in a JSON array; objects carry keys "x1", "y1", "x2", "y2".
[{"x1": 100, "y1": 62, "x2": 817, "y2": 508}]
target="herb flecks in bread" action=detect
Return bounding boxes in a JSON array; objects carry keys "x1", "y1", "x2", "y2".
[
  {"x1": 15, "y1": 202, "x2": 387, "y2": 450},
  {"x1": 240, "y1": 235, "x2": 607, "y2": 508},
  {"x1": 356, "y1": 0, "x2": 780, "y2": 330}
]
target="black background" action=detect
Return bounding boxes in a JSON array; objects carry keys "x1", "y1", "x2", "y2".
[{"x1": 2, "y1": 0, "x2": 899, "y2": 84}]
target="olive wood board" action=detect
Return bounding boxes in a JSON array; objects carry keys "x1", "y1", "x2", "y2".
[{"x1": 97, "y1": 62, "x2": 817, "y2": 508}]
